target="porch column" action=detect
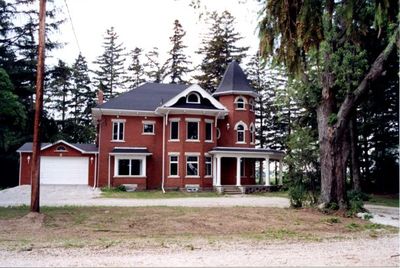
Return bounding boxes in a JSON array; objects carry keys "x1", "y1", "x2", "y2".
[
  {"x1": 212, "y1": 156, "x2": 217, "y2": 186},
  {"x1": 264, "y1": 157, "x2": 270, "y2": 186},
  {"x1": 278, "y1": 159, "x2": 283, "y2": 185},
  {"x1": 216, "y1": 156, "x2": 221, "y2": 186},
  {"x1": 236, "y1": 157, "x2": 241, "y2": 186}
]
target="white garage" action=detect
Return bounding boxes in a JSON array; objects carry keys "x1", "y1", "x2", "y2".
[{"x1": 40, "y1": 156, "x2": 89, "y2": 185}]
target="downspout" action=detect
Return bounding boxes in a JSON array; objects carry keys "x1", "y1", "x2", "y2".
[
  {"x1": 161, "y1": 110, "x2": 169, "y2": 193},
  {"x1": 18, "y1": 152, "x2": 22, "y2": 186},
  {"x1": 92, "y1": 153, "x2": 97, "y2": 190},
  {"x1": 108, "y1": 154, "x2": 111, "y2": 188}
]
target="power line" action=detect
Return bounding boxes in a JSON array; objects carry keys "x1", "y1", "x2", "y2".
[{"x1": 63, "y1": 0, "x2": 81, "y2": 53}]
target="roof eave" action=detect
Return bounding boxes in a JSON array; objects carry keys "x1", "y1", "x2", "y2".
[{"x1": 212, "y1": 90, "x2": 260, "y2": 98}]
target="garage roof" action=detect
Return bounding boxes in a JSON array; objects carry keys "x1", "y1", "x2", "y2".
[{"x1": 17, "y1": 142, "x2": 98, "y2": 153}]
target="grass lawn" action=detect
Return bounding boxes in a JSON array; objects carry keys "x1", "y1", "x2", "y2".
[
  {"x1": 366, "y1": 194, "x2": 399, "y2": 207},
  {"x1": 100, "y1": 189, "x2": 220, "y2": 199},
  {"x1": 0, "y1": 206, "x2": 396, "y2": 251}
]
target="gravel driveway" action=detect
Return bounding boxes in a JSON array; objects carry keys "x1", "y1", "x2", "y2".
[
  {"x1": 0, "y1": 236, "x2": 398, "y2": 267},
  {"x1": 0, "y1": 185, "x2": 290, "y2": 208}
]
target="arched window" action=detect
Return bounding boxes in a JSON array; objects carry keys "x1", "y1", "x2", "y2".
[
  {"x1": 249, "y1": 123, "x2": 255, "y2": 144},
  {"x1": 234, "y1": 96, "x2": 247, "y2": 110},
  {"x1": 234, "y1": 121, "x2": 247, "y2": 143},
  {"x1": 186, "y1": 92, "x2": 200, "y2": 104},
  {"x1": 249, "y1": 99, "x2": 255, "y2": 112},
  {"x1": 55, "y1": 145, "x2": 67, "y2": 152}
]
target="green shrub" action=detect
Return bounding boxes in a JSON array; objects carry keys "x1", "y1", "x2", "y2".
[
  {"x1": 100, "y1": 186, "x2": 126, "y2": 193},
  {"x1": 347, "y1": 190, "x2": 367, "y2": 215},
  {"x1": 288, "y1": 183, "x2": 307, "y2": 208},
  {"x1": 116, "y1": 185, "x2": 127, "y2": 192}
]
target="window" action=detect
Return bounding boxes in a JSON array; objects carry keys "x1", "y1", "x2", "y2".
[
  {"x1": 186, "y1": 92, "x2": 200, "y2": 104},
  {"x1": 205, "y1": 156, "x2": 212, "y2": 177},
  {"x1": 142, "y1": 121, "x2": 155, "y2": 134},
  {"x1": 116, "y1": 159, "x2": 142, "y2": 176},
  {"x1": 55, "y1": 145, "x2": 67, "y2": 152},
  {"x1": 249, "y1": 99, "x2": 255, "y2": 112},
  {"x1": 169, "y1": 155, "x2": 179, "y2": 177},
  {"x1": 237, "y1": 125, "x2": 245, "y2": 143},
  {"x1": 112, "y1": 121, "x2": 125, "y2": 141},
  {"x1": 250, "y1": 124, "x2": 255, "y2": 144},
  {"x1": 235, "y1": 96, "x2": 246, "y2": 110},
  {"x1": 170, "y1": 120, "x2": 179, "y2": 140},
  {"x1": 205, "y1": 122, "x2": 212, "y2": 141},
  {"x1": 216, "y1": 128, "x2": 221, "y2": 139},
  {"x1": 187, "y1": 121, "x2": 199, "y2": 140},
  {"x1": 186, "y1": 156, "x2": 199, "y2": 176}
]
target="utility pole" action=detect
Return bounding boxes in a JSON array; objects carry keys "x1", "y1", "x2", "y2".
[{"x1": 30, "y1": 0, "x2": 46, "y2": 213}]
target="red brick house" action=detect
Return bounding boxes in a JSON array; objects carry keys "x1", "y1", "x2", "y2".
[{"x1": 17, "y1": 61, "x2": 284, "y2": 193}]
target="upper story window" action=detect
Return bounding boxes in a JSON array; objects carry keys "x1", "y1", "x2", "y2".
[
  {"x1": 170, "y1": 120, "x2": 180, "y2": 141},
  {"x1": 250, "y1": 123, "x2": 255, "y2": 144},
  {"x1": 235, "y1": 96, "x2": 247, "y2": 110},
  {"x1": 186, "y1": 118, "x2": 200, "y2": 141},
  {"x1": 112, "y1": 119, "x2": 125, "y2": 141},
  {"x1": 235, "y1": 121, "x2": 247, "y2": 144},
  {"x1": 205, "y1": 120, "x2": 213, "y2": 142},
  {"x1": 249, "y1": 99, "x2": 255, "y2": 112},
  {"x1": 142, "y1": 121, "x2": 155, "y2": 135},
  {"x1": 186, "y1": 92, "x2": 200, "y2": 104}
]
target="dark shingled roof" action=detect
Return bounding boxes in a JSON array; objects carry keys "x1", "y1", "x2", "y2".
[
  {"x1": 17, "y1": 142, "x2": 98, "y2": 153},
  {"x1": 210, "y1": 147, "x2": 285, "y2": 155},
  {"x1": 214, "y1": 61, "x2": 254, "y2": 95},
  {"x1": 97, "y1": 83, "x2": 189, "y2": 111},
  {"x1": 111, "y1": 148, "x2": 151, "y2": 154}
]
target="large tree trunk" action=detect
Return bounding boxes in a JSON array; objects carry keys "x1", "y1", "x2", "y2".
[{"x1": 349, "y1": 116, "x2": 362, "y2": 191}]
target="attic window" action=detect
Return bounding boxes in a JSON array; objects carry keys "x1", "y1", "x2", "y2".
[
  {"x1": 186, "y1": 92, "x2": 200, "y2": 104},
  {"x1": 55, "y1": 145, "x2": 67, "y2": 152}
]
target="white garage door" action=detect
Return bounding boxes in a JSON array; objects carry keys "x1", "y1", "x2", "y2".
[{"x1": 40, "y1": 156, "x2": 89, "y2": 185}]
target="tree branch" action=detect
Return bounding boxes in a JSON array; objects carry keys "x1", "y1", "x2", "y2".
[{"x1": 334, "y1": 29, "x2": 399, "y2": 140}]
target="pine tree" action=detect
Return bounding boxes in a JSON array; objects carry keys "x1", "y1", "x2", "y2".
[
  {"x1": 144, "y1": 47, "x2": 165, "y2": 83},
  {"x1": 45, "y1": 60, "x2": 72, "y2": 132},
  {"x1": 164, "y1": 19, "x2": 191, "y2": 84},
  {"x1": 93, "y1": 27, "x2": 127, "y2": 100},
  {"x1": 70, "y1": 54, "x2": 94, "y2": 123},
  {"x1": 126, "y1": 47, "x2": 145, "y2": 89},
  {"x1": 196, "y1": 11, "x2": 248, "y2": 92}
]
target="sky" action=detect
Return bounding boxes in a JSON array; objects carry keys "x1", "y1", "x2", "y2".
[{"x1": 50, "y1": 0, "x2": 263, "y2": 69}]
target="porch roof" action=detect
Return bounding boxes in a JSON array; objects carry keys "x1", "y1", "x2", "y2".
[
  {"x1": 110, "y1": 147, "x2": 152, "y2": 156},
  {"x1": 208, "y1": 147, "x2": 284, "y2": 159}
]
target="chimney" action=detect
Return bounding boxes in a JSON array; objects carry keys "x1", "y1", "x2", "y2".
[{"x1": 97, "y1": 89, "x2": 104, "y2": 105}]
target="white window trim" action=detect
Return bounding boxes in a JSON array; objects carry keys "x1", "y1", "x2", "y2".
[
  {"x1": 185, "y1": 118, "x2": 201, "y2": 122},
  {"x1": 111, "y1": 120, "x2": 125, "y2": 142},
  {"x1": 234, "y1": 96, "x2": 247, "y2": 110},
  {"x1": 186, "y1": 92, "x2": 201, "y2": 104},
  {"x1": 185, "y1": 155, "x2": 199, "y2": 178},
  {"x1": 250, "y1": 123, "x2": 255, "y2": 144},
  {"x1": 142, "y1": 121, "x2": 155, "y2": 135},
  {"x1": 204, "y1": 154, "x2": 212, "y2": 178},
  {"x1": 205, "y1": 121, "x2": 213, "y2": 142},
  {"x1": 249, "y1": 99, "x2": 255, "y2": 112},
  {"x1": 114, "y1": 155, "x2": 146, "y2": 178},
  {"x1": 186, "y1": 121, "x2": 199, "y2": 142},
  {"x1": 168, "y1": 154, "x2": 179, "y2": 178},
  {"x1": 169, "y1": 120, "x2": 180, "y2": 141}
]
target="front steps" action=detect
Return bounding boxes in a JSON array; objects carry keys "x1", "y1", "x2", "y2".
[{"x1": 221, "y1": 186, "x2": 242, "y2": 195}]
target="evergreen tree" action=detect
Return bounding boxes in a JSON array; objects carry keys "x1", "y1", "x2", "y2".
[
  {"x1": 196, "y1": 11, "x2": 248, "y2": 92},
  {"x1": 126, "y1": 47, "x2": 145, "y2": 89},
  {"x1": 45, "y1": 60, "x2": 72, "y2": 131},
  {"x1": 164, "y1": 19, "x2": 191, "y2": 84},
  {"x1": 93, "y1": 26, "x2": 127, "y2": 100},
  {"x1": 144, "y1": 47, "x2": 165, "y2": 83}
]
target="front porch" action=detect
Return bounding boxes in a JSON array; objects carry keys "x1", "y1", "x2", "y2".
[{"x1": 208, "y1": 147, "x2": 285, "y2": 194}]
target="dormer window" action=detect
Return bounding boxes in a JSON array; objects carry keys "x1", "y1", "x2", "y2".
[
  {"x1": 186, "y1": 92, "x2": 200, "y2": 104},
  {"x1": 235, "y1": 96, "x2": 246, "y2": 110},
  {"x1": 55, "y1": 145, "x2": 67, "y2": 152}
]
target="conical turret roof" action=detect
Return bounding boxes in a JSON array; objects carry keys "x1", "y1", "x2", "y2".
[{"x1": 213, "y1": 61, "x2": 257, "y2": 97}]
